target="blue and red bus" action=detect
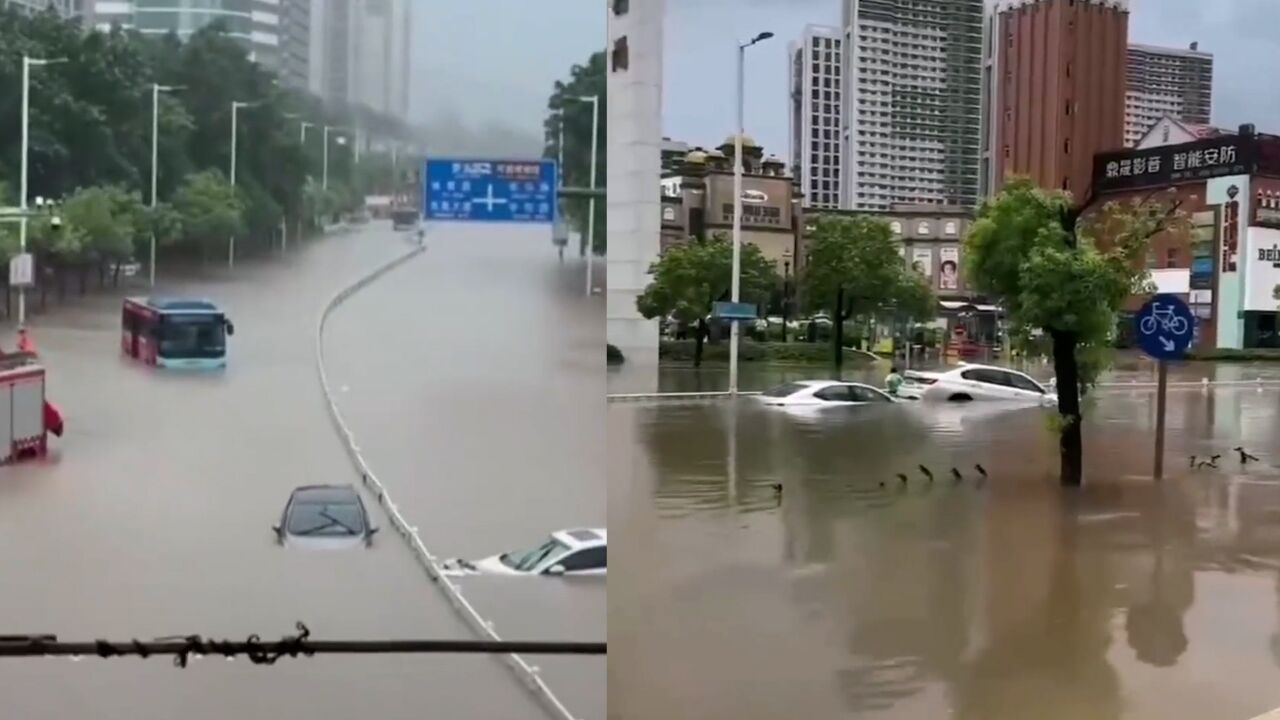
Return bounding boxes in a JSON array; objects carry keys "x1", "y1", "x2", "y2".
[{"x1": 121, "y1": 297, "x2": 235, "y2": 369}]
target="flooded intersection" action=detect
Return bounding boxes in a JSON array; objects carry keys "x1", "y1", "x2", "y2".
[{"x1": 609, "y1": 365, "x2": 1280, "y2": 720}]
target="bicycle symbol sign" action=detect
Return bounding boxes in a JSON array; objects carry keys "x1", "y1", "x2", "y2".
[{"x1": 1135, "y1": 294, "x2": 1196, "y2": 360}]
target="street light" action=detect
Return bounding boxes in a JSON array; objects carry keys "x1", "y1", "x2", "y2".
[
  {"x1": 322, "y1": 125, "x2": 352, "y2": 191},
  {"x1": 18, "y1": 55, "x2": 68, "y2": 326},
  {"x1": 228, "y1": 99, "x2": 267, "y2": 269},
  {"x1": 565, "y1": 94, "x2": 600, "y2": 296},
  {"x1": 729, "y1": 31, "x2": 773, "y2": 395},
  {"x1": 149, "y1": 83, "x2": 184, "y2": 288}
]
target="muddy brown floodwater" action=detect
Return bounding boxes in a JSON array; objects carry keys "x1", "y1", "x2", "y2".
[
  {"x1": 0, "y1": 223, "x2": 603, "y2": 719},
  {"x1": 609, "y1": 363, "x2": 1280, "y2": 720}
]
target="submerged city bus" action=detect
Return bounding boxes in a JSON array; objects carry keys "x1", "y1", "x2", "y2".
[{"x1": 121, "y1": 297, "x2": 235, "y2": 369}]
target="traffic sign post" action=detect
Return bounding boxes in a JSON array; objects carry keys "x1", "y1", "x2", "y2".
[
  {"x1": 422, "y1": 159, "x2": 557, "y2": 224},
  {"x1": 1134, "y1": 294, "x2": 1196, "y2": 480}
]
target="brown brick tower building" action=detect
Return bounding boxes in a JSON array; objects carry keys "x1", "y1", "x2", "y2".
[{"x1": 980, "y1": 0, "x2": 1130, "y2": 202}]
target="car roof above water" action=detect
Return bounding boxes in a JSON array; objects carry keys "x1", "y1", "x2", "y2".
[
  {"x1": 553, "y1": 527, "x2": 607, "y2": 549},
  {"x1": 290, "y1": 484, "x2": 361, "y2": 504}
]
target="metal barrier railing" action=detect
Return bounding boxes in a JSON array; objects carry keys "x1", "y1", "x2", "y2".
[{"x1": 316, "y1": 242, "x2": 583, "y2": 720}]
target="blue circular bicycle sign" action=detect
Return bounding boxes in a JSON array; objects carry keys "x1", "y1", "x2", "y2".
[{"x1": 1135, "y1": 294, "x2": 1196, "y2": 360}]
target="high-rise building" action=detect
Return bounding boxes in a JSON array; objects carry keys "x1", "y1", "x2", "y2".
[
  {"x1": 980, "y1": 0, "x2": 1129, "y2": 200},
  {"x1": 76, "y1": 0, "x2": 311, "y2": 89},
  {"x1": 308, "y1": 0, "x2": 411, "y2": 120},
  {"x1": 788, "y1": 24, "x2": 842, "y2": 209},
  {"x1": 839, "y1": 0, "x2": 983, "y2": 211},
  {"x1": 1124, "y1": 42, "x2": 1213, "y2": 148}
]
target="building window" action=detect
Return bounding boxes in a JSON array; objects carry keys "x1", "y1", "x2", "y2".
[
  {"x1": 1003, "y1": 145, "x2": 1010, "y2": 158},
  {"x1": 1166, "y1": 248, "x2": 1177, "y2": 268},
  {"x1": 1064, "y1": 138, "x2": 1072, "y2": 155},
  {"x1": 1064, "y1": 100, "x2": 1072, "y2": 116},
  {"x1": 1066, "y1": 61, "x2": 1072, "y2": 78},
  {"x1": 611, "y1": 0, "x2": 628, "y2": 14},
  {"x1": 611, "y1": 36, "x2": 629, "y2": 72}
]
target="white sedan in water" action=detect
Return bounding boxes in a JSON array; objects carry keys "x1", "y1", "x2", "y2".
[
  {"x1": 758, "y1": 380, "x2": 899, "y2": 407},
  {"x1": 441, "y1": 528, "x2": 607, "y2": 577},
  {"x1": 906, "y1": 363, "x2": 1057, "y2": 405}
]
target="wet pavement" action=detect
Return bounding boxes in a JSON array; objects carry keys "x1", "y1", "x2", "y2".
[
  {"x1": 0, "y1": 222, "x2": 601, "y2": 719},
  {"x1": 609, "y1": 363, "x2": 1280, "y2": 720}
]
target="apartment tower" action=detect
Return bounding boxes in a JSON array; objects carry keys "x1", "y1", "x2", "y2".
[
  {"x1": 1124, "y1": 42, "x2": 1213, "y2": 147},
  {"x1": 981, "y1": 0, "x2": 1129, "y2": 200},
  {"x1": 789, "y1": 25, "x2": 843, "y2": 209},
  {"x1": 840, "y1": 0, "x2": 984, "y2": 211}
]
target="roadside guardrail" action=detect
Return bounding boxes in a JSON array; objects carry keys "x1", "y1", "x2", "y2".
[{"x1": 316, "y1": 242, "x2": 582, "y2": 720}]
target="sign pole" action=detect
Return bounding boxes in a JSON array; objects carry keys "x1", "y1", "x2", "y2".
[{"x1": 1154, "y1": 359, "x2": 1167, "y2": 480}]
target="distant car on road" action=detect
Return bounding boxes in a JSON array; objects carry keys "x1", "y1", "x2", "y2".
[
  {"x1": 758, "y1": 380, "x2": 898, "y2": 407},
  {"x1": 906, "y1": 363, "x2": 1057, "y2": 405},
  {"x1": 441, "y1": 528, "x2": 607, "y2": 577},
  {"x1": 273, "y1": 485, "x2": 379, "y2": 550}
]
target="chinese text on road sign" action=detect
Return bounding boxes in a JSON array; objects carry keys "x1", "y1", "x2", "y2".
[{"x1": 423, "y1": 159, "x2": 557, "y2": 224}]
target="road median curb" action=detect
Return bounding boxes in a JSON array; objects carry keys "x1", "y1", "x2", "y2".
[{"x1": 314, "y1": 238, "x2": 584, "y2": 720}]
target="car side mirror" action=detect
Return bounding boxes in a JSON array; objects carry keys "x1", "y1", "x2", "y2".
[
  {"x1": 271, "y1": 524, "x2": 282, "y2": 542},
  {"x1": 225, "y1": 321, "x2": 235, "y2": 336},
  {"x1": 545, "y1": 564, "x2": 566, "y2": 576}
]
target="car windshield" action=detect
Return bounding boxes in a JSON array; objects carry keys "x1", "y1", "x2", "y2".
[
  {"x1": 157, "y1": 315, "x2": 226, "y2": 358},
  {"x1": 287, "y1": 502, "x2": 365, "y2": 537},
  {"x1": 499, "y1": 537, "x2": 570, "y2": 572},
  {"x1": 763, "y1": 382, "x2": 809, "y2": 398}
]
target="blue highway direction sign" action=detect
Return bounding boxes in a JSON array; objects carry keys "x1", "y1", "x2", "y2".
[
  {"x1": 423, "y1": 158, "x2": 557, "y2": 223},
  {"x1": 1135, "y1": 294, "x2": 1195, "y2": 360}
]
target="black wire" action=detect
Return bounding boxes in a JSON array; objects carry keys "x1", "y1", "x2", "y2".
[{"x1": 0, "y1": 622, "x2": 605, "y2": 667}]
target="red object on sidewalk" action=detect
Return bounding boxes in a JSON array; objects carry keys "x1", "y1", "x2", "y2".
[
  {"x1": 16, "y1": 328, "x2": 34, "y2": 354},
  {"x1": 43, "y1": 400, "x2": 63, "y2": 437}
]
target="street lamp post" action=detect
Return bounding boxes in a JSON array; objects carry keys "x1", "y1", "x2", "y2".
[
  {"x1": 566, "y1": 94, "x2": 600, "y2": 296},
  {"x1": 782, "y1": 249, "x2": 792, "y2": 344},
  {"x1": 729, "y1": 31, "x2": 774, "y2": 395},
  {"x1": 18, "y1": 55, "x2": 67, "y2": 327},
  {"x1": 149, "y1": 83, "x2": 183, "y2": 288}
]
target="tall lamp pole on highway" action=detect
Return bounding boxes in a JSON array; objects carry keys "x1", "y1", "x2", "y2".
[
  {"x1": 322, "y1": 125, "x2": 351, "y2": 191},
  {"x1": 297, "y1": 119, "x2": 315, "y2": 243},
  {"x1": 229, "y1": 99, "x2": 262, "y2": 270},
  {"x1": 18, "y1": 55, "x2": 68, "y2": 326},
  {"x1": 565, "y1": 94, "x2": 600, "y2": 296},
  {"x1": 149, "y1": 83, "x2": 184, "y2": 288},
  {"x1": 729, "y1": 31, "x2": 773, "y2": 395}
]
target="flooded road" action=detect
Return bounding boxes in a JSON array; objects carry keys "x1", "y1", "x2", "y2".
[
  {"x1": 0, "y1": 223, "x2": 592, "y2": 718},
  {"x1": 609, "y1": 364, "x2": 1280, "y2": 720},
  {"x1": 323, "y1": 223, "x2": 606, "y2": 718}
]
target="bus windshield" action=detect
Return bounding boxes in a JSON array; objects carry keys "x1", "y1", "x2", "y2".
[{"x1": 158, "y1": 315, "x2": 226, "y2": 358}]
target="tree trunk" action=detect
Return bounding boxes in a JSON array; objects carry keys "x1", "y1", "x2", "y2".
[
  {"x1": 1051, "y1": 328, "x2": 1083, "y2": 486},
  {"x1": 113, "y1": 263, "x2": 122, "y2": 288},
  {"x1": 694, "y1": 318, "x2": 707, "y2": 368},
  {"x1": 833, "y1": 286, "x2": 845, "y2": 369}
]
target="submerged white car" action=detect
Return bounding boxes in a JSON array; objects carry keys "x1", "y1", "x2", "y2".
[
  {"x1": 441, "y1": 528, "x2": 607, "y2": 577},
  {"x1": 758, "y1": 380, "x2": 898, "y2": 407},
  {"x1": 906, "y1": 363, "x2": 1057, "y2": 405}
]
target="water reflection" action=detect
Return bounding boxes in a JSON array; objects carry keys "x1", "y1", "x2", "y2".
[{"x1": 610, "y1": 370, "x2": 1280, "y2": 720}]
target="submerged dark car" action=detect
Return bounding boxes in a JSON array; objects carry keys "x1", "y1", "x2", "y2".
[{"x1": 274, "y1": 485, "x2": 379, "y2": 550}]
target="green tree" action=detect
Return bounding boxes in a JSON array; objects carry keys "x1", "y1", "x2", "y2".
[
  {"x1": 174, "y1": 169, "x2": 244, "y2": 260},
  {"x1": 544, "y1": 51, "x2": 605, "y2": 255},
  {"x1": 636, "y1": 234, "x2": 778, "y2": 367},
  {"x1": 964, "y1": 177, "x2": 1185, "y2": 486},
  {"x1": 803, "y1": 214, "x2": 935, "y2": 367}
]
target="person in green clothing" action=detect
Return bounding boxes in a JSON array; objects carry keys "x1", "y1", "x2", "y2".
[{"x1": 885, "y1": 366, "x2": 904, "y2": 397}]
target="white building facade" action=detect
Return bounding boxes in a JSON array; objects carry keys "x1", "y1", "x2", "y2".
[
  {"x1": 606, "y1": 0, "x2": 661, "y2": 372},
  {"x1": 308, "y1": 0, "x2": 411, "y2": 120},
  {"x1": 840, "y1": 0, "x2": 983, "y2": 211},
  {"x1": 788, "y1": 24, "x2": 843, "y2": 209}
]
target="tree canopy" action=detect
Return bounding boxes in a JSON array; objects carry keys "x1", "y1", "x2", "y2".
[
  {"x1": 803, "y1": 214, "x2": 935, "y2": 364},
  {"x1": 965, "y1": 177, "x2": 1185, "y2": 485},
  {"x1": 0, "y1": 7, "x2": 425, "y2": 280},
  {"x1": 544, "y1": 51, "x2": 606, "y2": 254},
  {"x1": 636, "y1": 234, "x2": 778, "y2": 366}
]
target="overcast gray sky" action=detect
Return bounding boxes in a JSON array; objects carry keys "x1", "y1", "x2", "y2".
[
  {"x1": 413, "y1": 0, "x2": 604, "y2": 142},
  {"x1": 663, "y1": 0, "x2": 1270, "y2": 155}
]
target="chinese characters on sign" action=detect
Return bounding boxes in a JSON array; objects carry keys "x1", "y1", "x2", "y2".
[
  {"x1": 423, "y1": 158, "x2": 557, "y2": 223},
  {"x1": 1093, "y1": 138, "x2": 1254, "y2": 192},
  {"x1": 720, "y1": 203, "x2": 783, "y2": 226}
]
